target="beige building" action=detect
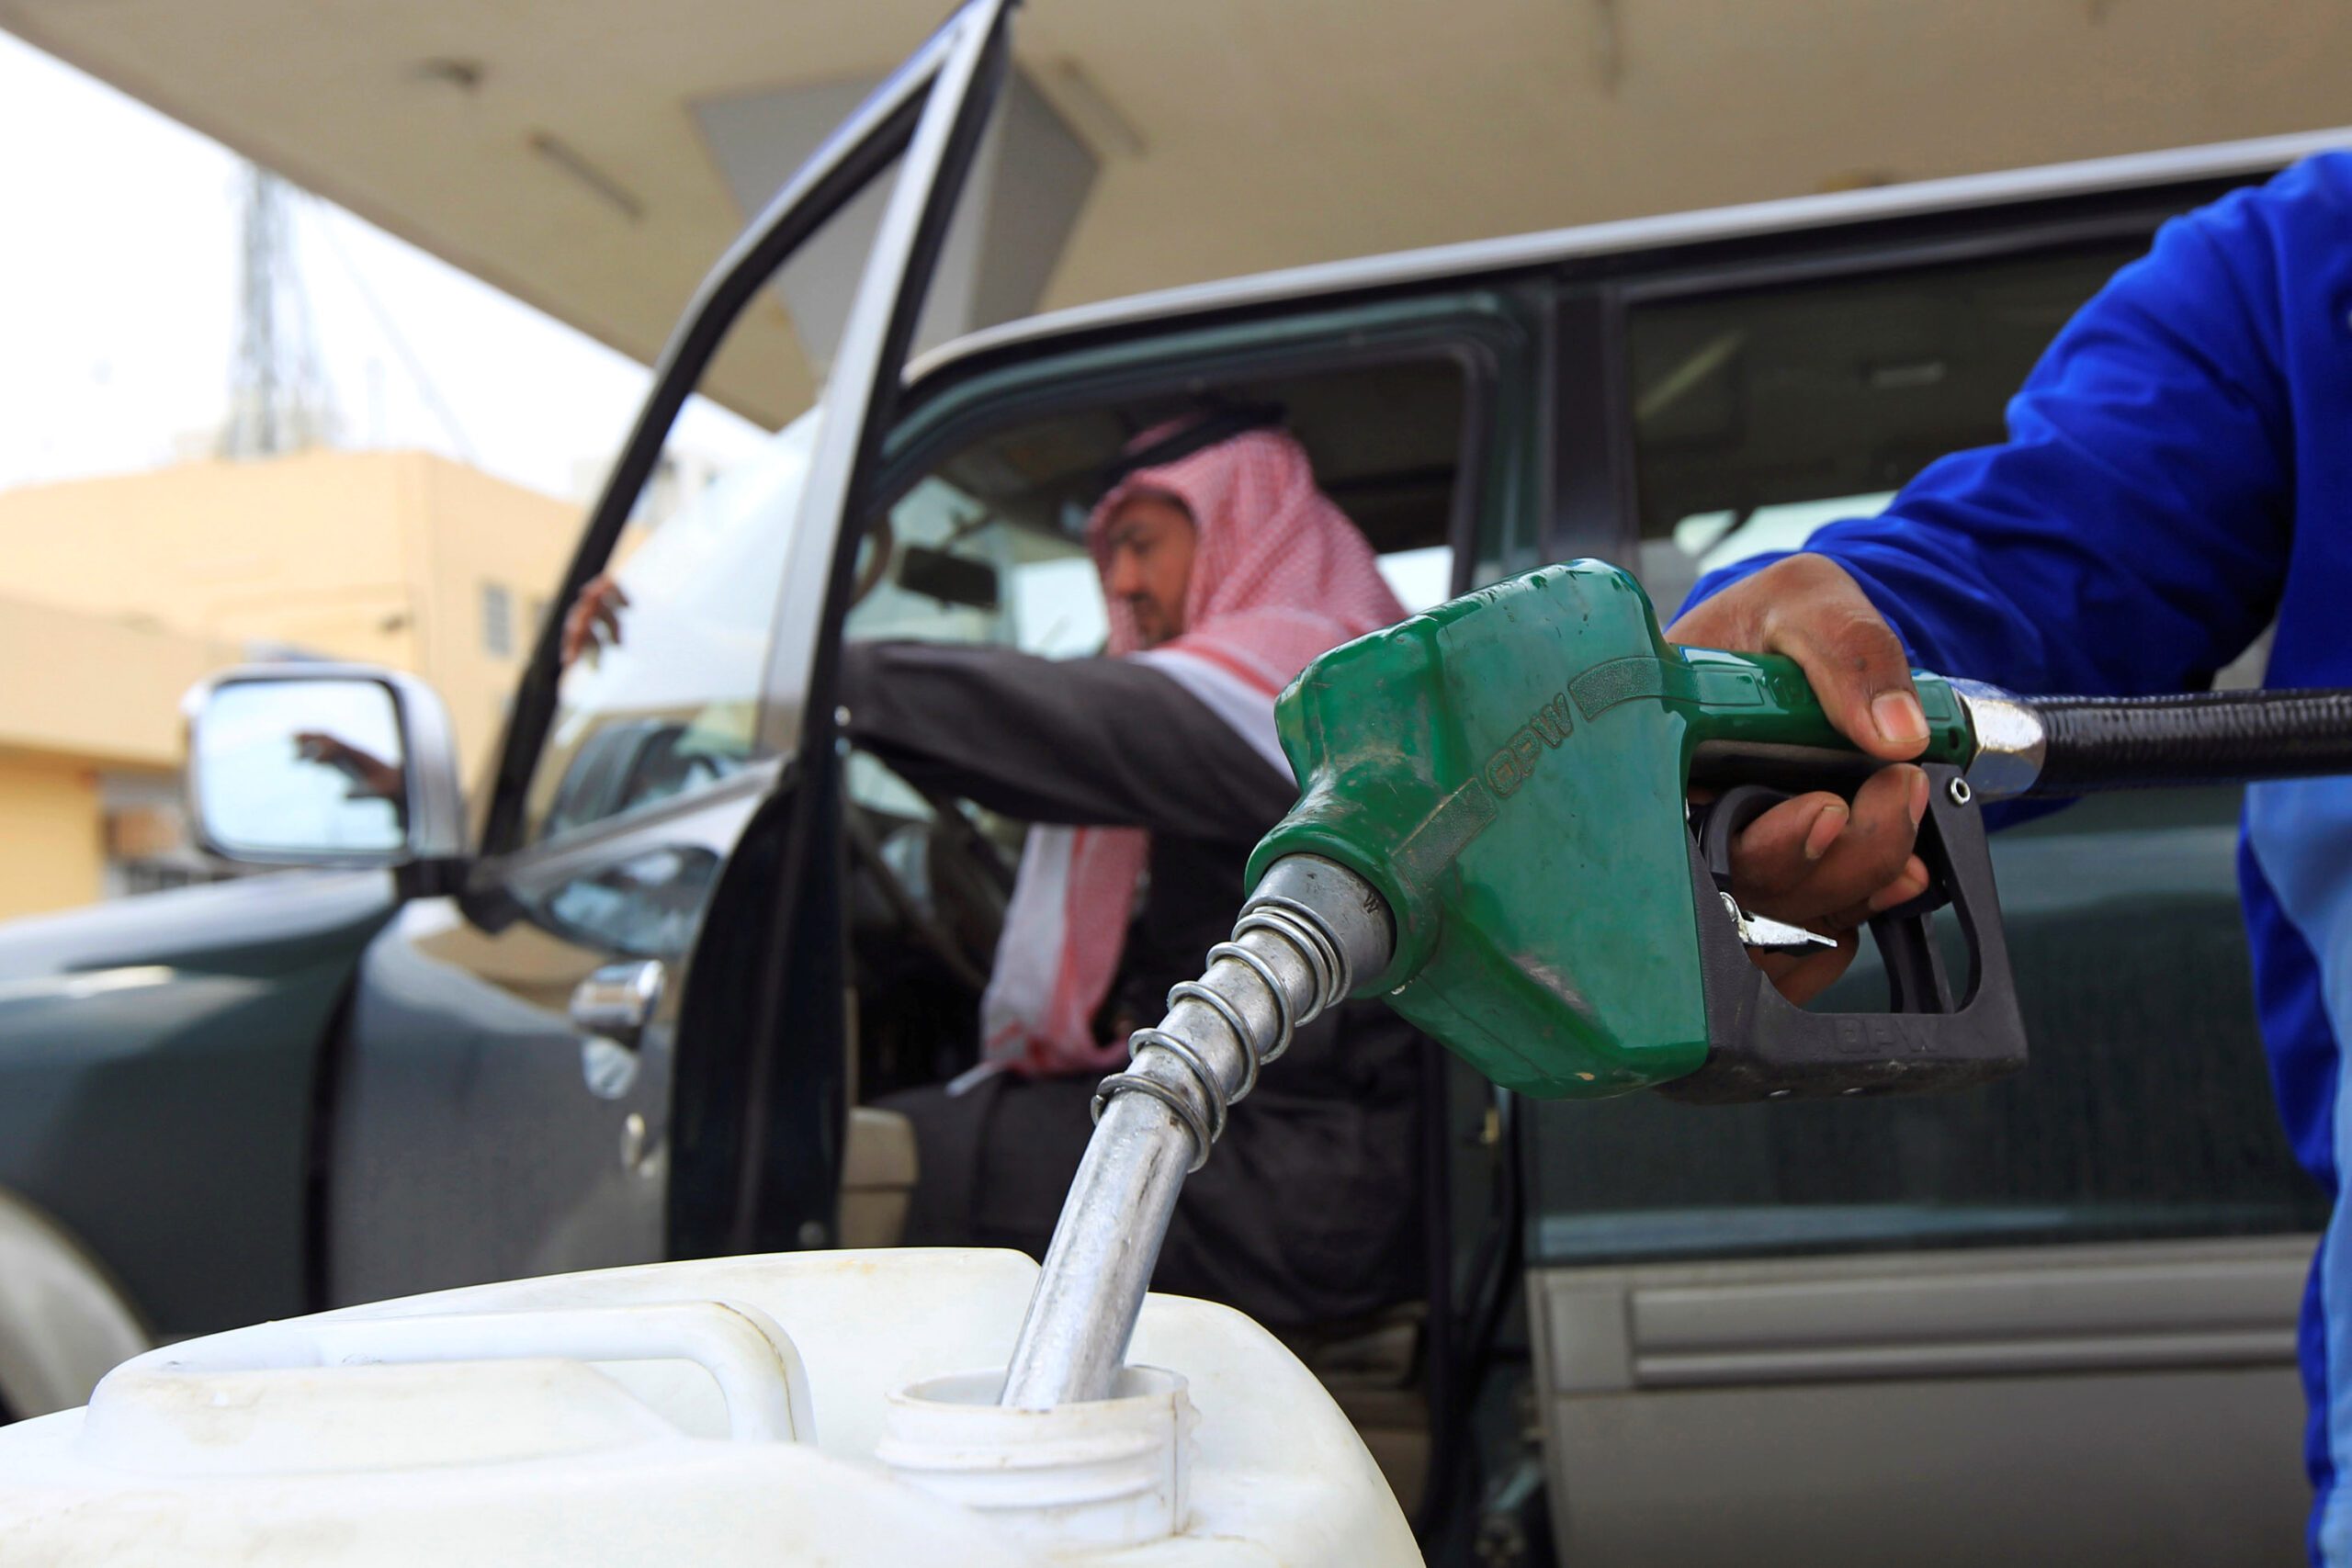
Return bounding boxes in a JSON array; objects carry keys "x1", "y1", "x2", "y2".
[{"x1": 0, "y1": 450, "x2": 581, "y2": 922}]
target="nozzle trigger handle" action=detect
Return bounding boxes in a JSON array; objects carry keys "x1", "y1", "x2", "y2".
[
  {"x1": 1691, "y1": 784, "x2": 1796, "y2": 890},
  {"x1": 1666, "y1": 762, "x2": 2027, "y2": 1105}
]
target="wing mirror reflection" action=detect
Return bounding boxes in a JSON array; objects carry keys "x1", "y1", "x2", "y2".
[{"x1": 182, "y1": 666, "x2": 467, "y2": 876}]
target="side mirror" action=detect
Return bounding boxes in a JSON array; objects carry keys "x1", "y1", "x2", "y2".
[{"x1": 182, "y1": 666, "x2": 466, "y2": 880}]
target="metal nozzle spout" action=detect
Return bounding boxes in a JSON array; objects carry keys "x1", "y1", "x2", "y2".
[{"x1": 996, "y1": 855, "x2": 1394, "y2": 1409}]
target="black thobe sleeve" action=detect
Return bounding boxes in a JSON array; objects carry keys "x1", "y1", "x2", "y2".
[{"x1": 836, "y1": 639, "x2": 1295, "y2": 840}]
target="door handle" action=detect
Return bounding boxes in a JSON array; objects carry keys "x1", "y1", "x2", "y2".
[{"x1": 571, "y1": 960, "x2": 666, "y2": 1048}]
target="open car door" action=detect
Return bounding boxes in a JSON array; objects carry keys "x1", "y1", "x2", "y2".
[{"x1": 325, "y1": 0, "x2": 1015, "y2": 1304}]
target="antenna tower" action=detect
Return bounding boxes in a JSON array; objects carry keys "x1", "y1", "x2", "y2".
[{"x1": 220, "y1": 164, "x2": 334, "y2": 457}]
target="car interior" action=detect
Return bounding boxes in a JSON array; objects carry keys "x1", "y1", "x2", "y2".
[{"x1": 828, "y1": 354, "x2": 1473, "y2": 1512}]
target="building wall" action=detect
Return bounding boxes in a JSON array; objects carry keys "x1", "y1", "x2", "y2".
[
  {"x1": 0, "y1": 450, "x2": 582, "y2": 919},
  {"x1": 0, "y1": 450, "x2": 581, "y2": 779},
  {"x1": 0, "y1": 450, "x2": 420, "y2": 674},
  {"x1": 405, "y1": 456, "x2": 582, "y2": 783},
  {"x1": 0, "y1": 592, "x2": 235, "y2": 919},
  {"x1": 0, "y1": 753, "x2": 105, "y2": 923},
  {"x1": 0, "y1": 592, "x2": 235, "y2": 767}
]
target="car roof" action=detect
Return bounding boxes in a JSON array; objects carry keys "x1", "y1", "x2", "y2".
[{"x1": 911, "y1": 124, "x2": 2352, "y2": 382}]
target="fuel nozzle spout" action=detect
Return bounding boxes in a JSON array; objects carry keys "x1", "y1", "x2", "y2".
[{"x1": 997, "y1": 854, "x2": 1393, "y2": 1410}]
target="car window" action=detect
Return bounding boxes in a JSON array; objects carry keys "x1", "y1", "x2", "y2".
[
  {"x1": 1639, "y1": 491, "x2": 1895, "y2": 625},
  {"x1": 838, "y1": 472, "x2": 1100, "y2": 821},
  {"x1": 516, "y1": 146, "x2": 920, "y2": 846},
  {"x1": 1544, "y1": 231, "x2": 2328, "y2": 1267},
  {"x1": 523, "y1": 412, "x2": 815, "y2": 843},
  {"x1": 1627, "y1": 241, "x2": 2145, "y2": 616},
  {"x1": 842, "y1": 362, "x2": 1468, "y2": 816}
]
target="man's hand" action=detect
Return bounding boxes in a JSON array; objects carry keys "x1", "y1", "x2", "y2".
[
  {"x1": 1666, "y1": 554, "x2": 1932, "y2": 1003},
  {"x1": 560, "y1": 572, "x2": 630, "y2": 668},
  {"x1": 293, "y1": 731, "x2": 404, "y2": 803}
]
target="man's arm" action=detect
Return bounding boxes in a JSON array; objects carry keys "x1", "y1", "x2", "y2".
[
  {"x1": 837, "y1": 640, "x2": 1295, "y2": 840},
  {"x1": 1671, "y1": 164, "x2": 2311, "y2": 998}
]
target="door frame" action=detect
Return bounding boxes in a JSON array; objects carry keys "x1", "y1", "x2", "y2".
[
  {"x1": 707, "y1": 0, "x2": 1016, "y2": 1257},
  {"x1": 471, "y1": 8, "x2": 986, "y2": 865}
]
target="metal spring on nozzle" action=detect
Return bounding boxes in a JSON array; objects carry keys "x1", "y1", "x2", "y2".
[{"x1": 1090, "y1": 891, "x2": 1357, "y2": 1171}]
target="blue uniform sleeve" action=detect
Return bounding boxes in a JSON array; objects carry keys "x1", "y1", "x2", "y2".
[{"x1": 1681, "y1": 167, "x2": 2306, "y2": 697}]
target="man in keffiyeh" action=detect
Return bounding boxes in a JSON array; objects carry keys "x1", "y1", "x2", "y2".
[{"x1": 841, "y1": 416, "x2": 1427, "y2": 1330}]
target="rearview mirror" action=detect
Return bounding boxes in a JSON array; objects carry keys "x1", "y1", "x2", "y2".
[
  {"x1": 183, "y1": 666, "x2": 466, "y2": 873},
  {"x1": 897, "y1": 545, "x2": 1000, "y2": 611}
]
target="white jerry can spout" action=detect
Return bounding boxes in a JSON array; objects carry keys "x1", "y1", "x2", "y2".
[
  {"x1": 0, "y1": 1248, "x2": 1420, "y2": 1567},
  {"x1": 877, "y1": 1365, "x2": 1196, "y2": 1552}
]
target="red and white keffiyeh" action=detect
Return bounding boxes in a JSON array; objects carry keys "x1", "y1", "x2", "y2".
[{"x1": 974, "y1": 426, "x2": 1408, "y2": 1081}]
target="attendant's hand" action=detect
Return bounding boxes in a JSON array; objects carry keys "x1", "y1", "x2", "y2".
[{"x1": 1666, "y1": 554, "x2": 1933, "y2": 1003}]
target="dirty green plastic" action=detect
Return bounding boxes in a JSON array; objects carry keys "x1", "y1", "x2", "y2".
[{"x1": 1245, "y1": 560, "x2": 1973, "y2": 1099}]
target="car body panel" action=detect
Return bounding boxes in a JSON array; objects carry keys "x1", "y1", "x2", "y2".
[
  {"x1": 325, "y1": 786, "x2": 755, "y2": 1306},
  {"x1": 1514, "y1": 171, "x2": 2321, "y2": 1556},
  {"x1": 0, "y1": 872, "x2": 395, "y2": 1336},
  {"x1": 1531, "y1": 1237, "x2": 2308, "y2": 1566},
  {"x1": 909, "y1": 125, "x2": 2352, "y2": 389}
]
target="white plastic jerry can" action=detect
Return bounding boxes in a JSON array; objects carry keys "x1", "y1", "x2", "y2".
[{"x1": 0, "y1": 1248, "x2": 1421, "y2": 1566}]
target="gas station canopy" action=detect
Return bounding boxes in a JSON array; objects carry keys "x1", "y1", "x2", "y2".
[{"x1": 12, "y1": 0, "x2": 2349, "y2": 421}]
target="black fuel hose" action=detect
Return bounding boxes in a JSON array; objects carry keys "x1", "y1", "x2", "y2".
[{"x1": 2020, "y1": 688, "x2": 2352, "y2": 796}]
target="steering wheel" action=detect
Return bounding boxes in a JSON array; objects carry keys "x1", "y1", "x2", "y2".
[{"x1": 842, "y1": 747, "x2": 1016, "y2": 995}]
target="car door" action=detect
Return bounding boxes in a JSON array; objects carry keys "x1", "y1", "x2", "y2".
[
  {"x1": 1524, "y1": 191, "x2": 2324, "y2": 1563},
  {"x1": 323, "y1": 0, "x2": 1014, "y2": 1307}
]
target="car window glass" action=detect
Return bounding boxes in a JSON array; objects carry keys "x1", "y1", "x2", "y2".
[
  {"x1": 519, "y1": 155, "x2": 911, "y2": 846},
  {"x1": 542, "y1": 845, "x2": 723, "y2": 957},
  {"x1": 1627, "y1": 241, "x2": 2143, "y2": 618},
  {"x1": 842, "y1": 361, "x2": 1468, "y2": 819},
  {"x1": 1568, "y1": 230, "x2": 2326, "y2": 1264},
  {"x1": 839, "y1": 473, "x2": 1102, "y2": 821},
  {"x1": 1640, "y1": 491, "x2": 1895, "y2": 622},
  {"x1": 525, "y1": 412, "x2": 815, "y2": 843}
]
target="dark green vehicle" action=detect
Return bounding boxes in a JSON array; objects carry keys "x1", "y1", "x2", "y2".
[{"x1": 0, "y1": 8, "x2": 2332, "y2": 1556}]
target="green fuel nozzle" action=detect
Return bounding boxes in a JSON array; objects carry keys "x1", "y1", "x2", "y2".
[
  {"x1": 1003, "y1": 559, "x2": 2015, "y2": 1405},
  {"x1": 1003, "y1": 558, "x2": 2352, "y2": 1406},
  {"x1": 1245, "y1": 558, "x2": 2012, "y2": 1103}
]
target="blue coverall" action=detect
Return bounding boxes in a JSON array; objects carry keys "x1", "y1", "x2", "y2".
[{"x1": 1684, "y1": 152, "x2": 2352, "y2": 1561}]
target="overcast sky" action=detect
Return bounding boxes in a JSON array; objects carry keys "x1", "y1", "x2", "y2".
[{"x1": 0, "y1": 31, "x2": 765, "y2": 504}]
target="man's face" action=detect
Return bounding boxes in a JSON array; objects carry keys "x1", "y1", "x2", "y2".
[{"x1": 1102, "y1": 491, "x2": 1197, "y2": 648}]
